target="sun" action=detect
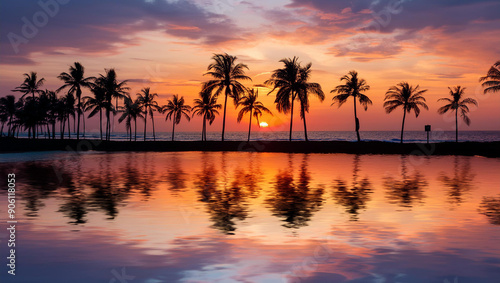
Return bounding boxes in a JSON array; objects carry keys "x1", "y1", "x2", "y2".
[{"x1": 259, "y1": 122, "x2": 269, "y2": 127}]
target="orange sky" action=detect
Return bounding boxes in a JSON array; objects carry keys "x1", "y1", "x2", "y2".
[{"x1": 1, "y1": 0, "x2": 499, "y2": 132}]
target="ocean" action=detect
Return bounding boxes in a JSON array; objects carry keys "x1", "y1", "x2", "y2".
[{"x1": 25, "y1": 130, "x2": 500, "y2": 143}]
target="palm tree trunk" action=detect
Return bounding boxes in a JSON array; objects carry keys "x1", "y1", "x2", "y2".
[
  {"x1": 289, "y1": 93, "x2": 295, "y2": 142},
  {"x1": 144, "y1": 110, "x2": 147, "y2": 141},
  {"x1": 172, "y1": 118, "x2": 175, "y2": 141},
  {"x1": 222, "y1": 90, "x2": 229, "y2": 142},
  {"x1": 455, "y1": 110, "x2": 458, "y2": 142},
  {"x1": 400, "y1": 108, "x2": 406, "y2": 144},
  {"x1": 302, "y1": 106, "x2": 308, "y2": 142},
  {"x1": 152, "y1": 111, "x2": 156, "y2": 141},
  {"x1": 134, "y1": 118, "x2": 137, "y2": 141},
  {"x1": 68, "y1": 116, "x2": 71, "y2": 139},
  {"x1": 99, "y1": 109, "x2": 103, "y2": 140},
  {"x1": 77, "y1": 88, "x2": 81, "y2": 140},
  {"x1": 52, "y1": 121, "x2": 56, "y2": 139},
  {"x1": 1, "y1": 122, "x2": 4, "y2": 137},
  {"x1": 82, "y1": 108, "x2": 86, "y2": 138},
  {"x1": 248, "y1": 109, "x2": 252, "y2": 142},
  {"x1": 61, "y1": 118, "x2": 65, "y2": 139},
  {"x1": 202, "y1": 114, "x2": 206, "y2": 141},
  {"x1": 353, "y1": 96, "x2": 360, "y2": 142},
  {"x1": 106, "y1": 109, "x2": 110, "y2": 141}
]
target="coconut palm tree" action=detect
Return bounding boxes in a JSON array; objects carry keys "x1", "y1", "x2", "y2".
[
  {"x1": 162, "y1": 94, "x2": 191, "y2": 141},
  {"x1": 236, "y1": 89, "x2": 272, "y2": 141},
  {"x1": 83, "y1": 84, "x2": 108, "y2": 140},
  {"x1": 118, "y1": 96, "x2": 143, "y2": 141},
  {"x1": 0, "y1": 95, "x2": 17, "y2": 137},
  {"x1": 136, "y1": 87, "x2": 161, "y2": 141},
  {"x1": 57, "y1": 62, "x2": 95, "y2": 140},
  {"x1": 192, "y1": 91, "x2": 221, "y2": 141},
  {"x1": 437, "y1": 86, "x2": 478, "y2": 142},
  {"x1": 480, "y1": 60, "x2": 500, "y2": 95},
  {"x1": 12, "y1": 72, "x2": 45, "y2": 99},
  {"x1": 95, "y1": 69, "x2": 129, "y2": 141},
  {"x1": 331, "y1": 71, "x2": 371, "y2": 142},
  {"x1": 296, "y1": 63, "x2": 324, "y2": 141},
  {"x1": 384, "y1": 82, "x2": 429, "y2": 143},
  {"x1": 202, "y1": 53, "x2": 251, "y2": 141}
]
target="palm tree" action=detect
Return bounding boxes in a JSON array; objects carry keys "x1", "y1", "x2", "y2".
[
  {"x1": 331, "y1": 71, "x2": 371, "y2": 142},
  {"x1": 480, "y1": 60, "x2": 500, "y2": 95},
  {"x1": 296, "y1": 63, "x2": 325, "y2": 141},
  {"x1": 437, "y1": 86, "x2": 478, "y2": 142},
  {"x1": 384, "y1": 82, "x2": 429, "y2": 143},
  {"x1": 83, "y1": 84, "x2": 107, "y2": 140},
  {"x1": 0, "y1": 95, "x2": 17, "y2": 137},
  {"x1": 95, "y1": 69, "x2": 129, "y2": 141},
  {"x1": 12, "y1": 72, "x2": 45, "y2": 99},
  {"x1": 192, "y1": 91, "x2": 221, "y2": 141},
  {"x1": 162, "y1": 94, "x2": 191, "y2": 141},
  {"x1": 118, "y1": 96, "x2": 143, "y2": 141},
  {"x1": 236, "y1": 89, "x2": 272, "y2": 141},
  {"x1": 57, "y1": 62, "x2": 95, "y2": 140},
  {"x1": 136, "y1": 87, "x2": 161, "y2": 141},
  {"x1": 202, "y1": 53, "x2": 251, "y2": 141}
]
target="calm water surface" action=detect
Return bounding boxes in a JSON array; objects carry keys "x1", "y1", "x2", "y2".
[{"x1": 0, "y1": 151, "x2": 499, "y2": 282}]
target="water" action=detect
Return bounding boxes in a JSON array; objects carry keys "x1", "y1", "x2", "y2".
[
  {"x1": 13, "y1": 130, "x2": 500, "y2": 143},
  {"x1": 0, "y1": 151, "x2": 499, "y2": 282}
]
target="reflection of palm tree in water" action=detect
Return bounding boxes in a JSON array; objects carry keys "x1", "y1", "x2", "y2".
[
  {"x1": 439, "y1": 156, "x2": 475, "y2": 206},
  {"x1": 384, "y1": 156, "x2": 428, "y2": 209},
  {"x1": 266, "y1": 155, "x2": 324, "y2": 229},
  {"x1": 332, "y1": 155, "x2": 372, "y2": 221},
  {"x1": 165, "y1": 154, "x2": 187, "y2": 193},
  {"x1": 194, "y1": 153, "x2": 250, "y2": 235},
  {"x1": 479, "y1": 196, "x2": 500, "y2": 225}
]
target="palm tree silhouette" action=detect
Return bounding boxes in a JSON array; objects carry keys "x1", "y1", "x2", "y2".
[
  {"x1": 266, "y1": 57, "x2": 323, "y2": 141},
  {"x1": 118, "y1": 96, "x2": 143, "y2": 141},
  {"x1": 12, "y1": 72, "x2": 45, "y2": 99},
  {"x1": 95, "y1": 69, "x2": 129, "y2": 141},
  {"x1": 236, "y1": 89, "x2": 272, "y2": 141},
  {"x1": 12, "y1": 72, "x2": 45, "y2": 137},
  {"x1": 192, "y1": 91, "x2": 221, "y2": 141},
  {"x1": 136, "y1": 87, "x2": 161, "y2": 141},
  {"x1": 480, "y1": 60, "x2": 500, "y2": 95},
  {"x1": 162, "y1": 94, "x2": 191, "y2": 141},
  {"x1": 437, "y1": 86, "x2": 478, "y2": 142},
  {"x1": 384, "y1": 82, "x2": 429, "y2": 143},
  {"x1": 297, "y1": 63, "x2": 325, "y2": 141},
  {"x1": 0, "y1": 95, "x2": 16, "y2": 137},
  {"x1": 83, "y1": 84, "x2": 108, "y2": 140},
  {"x1": 202, "y1": 53, "x2": 251, "y2": 141},
  {"x1": 331, "y1": 71, "x2": 371, "y2": 142},
  {"x1": 57, "y1": 62, "x2": 95, "y2": 140}
]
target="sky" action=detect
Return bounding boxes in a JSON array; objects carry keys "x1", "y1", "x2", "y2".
[{"x1": 1, "y1": 0, "x2": 499, "y2": 133}]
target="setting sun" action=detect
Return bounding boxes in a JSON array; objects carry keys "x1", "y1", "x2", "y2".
[{"x1": 259, "y1": 122, "x2": 269, "y2": 128}]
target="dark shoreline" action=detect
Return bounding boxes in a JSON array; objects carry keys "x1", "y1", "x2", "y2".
[{"x1": 1, "y1": 138, "x2": 499, "y2": 157}]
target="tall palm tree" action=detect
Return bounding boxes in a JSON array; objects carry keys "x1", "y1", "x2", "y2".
[
  {"x1": 437, "y1": 86, "x2": 478, "y2": 142},
  {"x1": 95, "y1": 69, "x2": 129, "y2": 141},
  {"x1": 202, "y1": 53, "x2": 251, "y2": 141},
  {"x1": 57, "y1": 62, "x2": 95, "y2": 140},
  {"x1": 0, "y1": 95, "x2": 17, "y2": 137},
  {"x1": 480, "y1": 60, "x2": 500, "y2": 95},
  {"x1": 118, "y1": 96, "x2": 143, "y2": 141},
  {"x1": 331, "y1": 71, "x2": 371, "y2": 142},
  {"x1": 12, "y1": 72, "x2": 45, "y2": 99},
  {"x1": 136, "y1": 87, "x2": 161, "y2": 141},
  {"x1": 236, "y1": 89, "x2": 272, "y2": 141},
  {"x1": 162, "y1": 94, "x2": 191, "y2": 141},
  {"x1": 296, "y1": 63, "x2": 324, "y2": 141},
  {"x1": 83, "y1": 84, "x2": 107, "y2": 140},
  {"x1": 192, "y1": 91, "x2": 221, "y2": 141},
  {"x1": 384, "y1": 82, "x2": 429, "y2": 143}
]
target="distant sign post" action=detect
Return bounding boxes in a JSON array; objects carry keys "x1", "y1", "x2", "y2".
[{"x1": 425, "y1": 125, "x2": 431, "y2": 144}]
